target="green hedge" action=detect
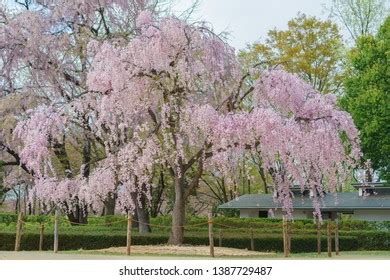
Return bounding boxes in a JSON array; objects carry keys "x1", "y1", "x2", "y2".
[
  {"x1": 2, "y1": 213, "x2": 390, "y2": 231},
  {"x1": 1, "y1": 231, "x2": 385, "y2": 253}
]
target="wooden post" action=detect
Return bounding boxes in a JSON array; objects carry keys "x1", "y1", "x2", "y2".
[
  {"x1": 208, "y1": 213, "x2": 214, "y2": 258},
  {"x1": 126, "y1": 213, "x2": 132, "y2": 256},
  {"x1": 316, "y1": 218, "x2": 321, "y2": 255},
  {"x1": 53, "y1": 209, "x2": 59, "y2": 253},
  {"x1": 218, "y1": 229, "x2": 222, "y2": 247},
  {"x1": 14, "y1": 212, "x2": 23, "y2": 251},
  {"x1": 282, "y1": 216, "x2": 288, "y2": 257},
  {"x1": 335, "y1": 217, "x2": 339, "y2": 256},
  {"x1": 287, "y1": 220, "x2": 291, "y2": 254},
  {"x1": 250, "y1": 228, "x2": 255, "y2": 251},
  {"x1": 327, "y1": 220, "x2": 332, "y2": 257},
  {"x1": 39, "y1": 223, "x2": 44, "y2": 251}
]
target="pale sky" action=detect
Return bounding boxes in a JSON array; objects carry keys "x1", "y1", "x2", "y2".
[{"x1": 173, "y1": 0, "x2": 335, "y2": 51}]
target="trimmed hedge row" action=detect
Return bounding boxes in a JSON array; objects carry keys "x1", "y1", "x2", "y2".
[
  {"x1": 1, "y1": 231, "x2": 385, "y2": 253},
  {"x1": 2, "y1": 212, "x2": 390, "y2": 231}
]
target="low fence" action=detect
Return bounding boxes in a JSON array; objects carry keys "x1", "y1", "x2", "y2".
[{"x1": 10, "y1": 212, "x2": 342, "y2": 258}]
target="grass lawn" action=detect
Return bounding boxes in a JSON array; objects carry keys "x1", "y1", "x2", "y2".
[
  {"x1": 72, "y1": 249, "x2": 390, "y2": 259},
  {"x1": 285, "y1": 250, "x2": 390, "y2": 259}
]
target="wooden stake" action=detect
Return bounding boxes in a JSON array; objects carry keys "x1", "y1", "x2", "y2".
[
  {"x1": 14, "y1": 212, "x2": 23, "y2": 251},
  {"x1": 287, "y1": 220, "x2": 291, "y2": 254},
  {"x1": 53, "y1": 209, "x2": 59, "y2": 253},
  {"x1": 283, "y1": 216, "x2": 288, "y2": 257},
  {"x1": 39, "y1": 223, "x2": 44, "y2": 251},
  {"x1": 126, "y1": 213, "x2": 132, "y2": 255},
  {"x1": 208, "y1": 213, "x2": 214, "y2": 258},
  {"x1": 327, "y1": 220, "x2": 332, "y2": 258},
  {"x1": 218, "y1": 229, "x2": 222, "y2": 247},
  {"x1": 250, "y1": 228, "x2": 255, "y2": 251},
  {"x1": 335, "y1": 217, "x2": 339, "y2": 256},
  {"x1": 316, "y1": 218, "x2": 321, "y2": 255}
]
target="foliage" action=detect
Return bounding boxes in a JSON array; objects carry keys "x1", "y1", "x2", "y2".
[
  {"x1": 328, "y1": 0, "x2": 389, "y2": 40},
  {"x1": 2, "y1": 213, "x2": 390, "y2": 232},
  {"x1": 239, "y1": 13, "x2": 345, "y2": 94},
  {"x1": 0, "y1": 230, "x2": 386, "y2": 253},
  {"x1": 340, "y1": 16, "x2": 390, "y2": 180}
]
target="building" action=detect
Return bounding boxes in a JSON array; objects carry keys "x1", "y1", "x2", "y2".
[{"x1": 218, "y1": 183, "x2": 390, "y2": 221}]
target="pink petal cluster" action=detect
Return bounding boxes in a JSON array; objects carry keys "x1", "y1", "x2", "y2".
[
  {"x1": 9, "y1": 10, "x2": 361, "y2": 219},
  {"x1": 13, "y1": 105, "x2": 67, "y2": 177}
]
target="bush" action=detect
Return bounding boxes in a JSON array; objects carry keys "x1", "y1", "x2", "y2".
[
  {"x1": 0, "y1": 213, "x2": 18, "y2": 225},
  {"x1": 1, "y1": 212, "x2": 389, "y2": 232},
  {"x1": 1, "y1": 212, "x2": 390, "y2": 254},
  {"x1": 1, "y1": 230, "x2": 388, "y2": 253}
]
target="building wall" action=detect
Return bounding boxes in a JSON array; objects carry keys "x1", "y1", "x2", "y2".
[
  {"x1": 239, "y1": 209, "x2": 259, "y2": 218},
  {"x1": 239, "y1": 208, "x2": 310, "y2": 219},
  {"x1": 352, "y1": 210, "x2": 390, "y2": 221},
  {"x1": 271, "y1": 209, "x2": 310, "y2": 219},
  {"x1": 239, "y1": 208, "x2": 390, "y2": 221}
]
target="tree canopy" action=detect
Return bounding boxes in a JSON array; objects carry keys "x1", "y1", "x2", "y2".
[
  {"x1": 1, "y1": 1, "x2": 362, "y2": 245},
  {"x1": 239, "y1": 14, "x2": 345, "y2": 94},
  {"x1": 340, "y1": 16, "x2": 390, "y2": 180}
]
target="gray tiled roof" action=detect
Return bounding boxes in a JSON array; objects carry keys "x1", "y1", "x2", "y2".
[{"x1": 218, "y1": 192, "x2": 390, "y2": 210}]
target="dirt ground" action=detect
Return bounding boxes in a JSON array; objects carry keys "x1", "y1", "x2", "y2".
[
  {"x1": 96, "y1": 245, "x2": 274, "y2": 257},
  {"x1": 0, "y1": 245, "x2": 274, "y2": 260}
]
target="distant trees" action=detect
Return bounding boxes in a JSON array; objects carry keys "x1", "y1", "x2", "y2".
[
  {"x1": 328, "y1": 0, "x2": 389, "y2": 40},
  {"x1": 340, "y1": 16, "x2": 390, "y2": 181},
  {"x1": 240, "y1": 14, "x2": 345, "y2": 94}
]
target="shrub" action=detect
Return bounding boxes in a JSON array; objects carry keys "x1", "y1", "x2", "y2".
[
  {"x1": 1, "y1": 231, "x2": 388, "y2": 253},
  {"x1": 0, "y1": 213, "x2": 17, "y2": 225}
]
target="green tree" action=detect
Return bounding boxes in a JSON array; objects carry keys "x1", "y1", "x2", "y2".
[
  {"x1": 340, "y1": 16, "x2": 390, "y2": 180},
  {"x1": 240, "y1": 13, "x2": 345, "y2": 94}
]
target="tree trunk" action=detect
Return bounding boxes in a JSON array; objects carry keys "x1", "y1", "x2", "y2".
[
  {"x1": 168, "y1": 176, "x2": 186, "y2": 245},
  {"x1": 66, "y1": 133, "x2": 91, "y2": 224},
  {"x1": 103, "y1": 195, "x2": 116, "y2": 216},
  {"x1": 259, "y1": 166, "x2": 268, "y2": 194},
  {"x1": 150, "y1": 170, "x2": 165, "y2": 218},
  {"x1": 67, "y1": 204, "x2": 88, "y2": 225},
  {"x1": 127, "y1": 186, "x2": 151, "y2": 234},
  {"x1": 136, "y1": 195, "x2": 151, "y2": 234}
]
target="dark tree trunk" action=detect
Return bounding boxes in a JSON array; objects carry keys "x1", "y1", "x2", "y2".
[
  {"x1": 128, "y1": 185, "x2": 151, "y2": 233},
  {"x1": 66, "y1": 134, "x2": 91, "y2": 225},
  {"x1": 67, "y1": 204, "x2": 88, "y2": 225},
  {"x1": 259, "y1": 166, "x2": 268, "y2": 194},
  {"x1": 221, "y1": 178, "x2": 228, "y2": 203},
  {"x1": 168, "y1": 176, "x2": 185, "y2": 245},
  {"x1": 103, "y1": 195, "x2": 116, "y2": 216},
  {"x1": 53, "y1": 137, "x2": 89, "y2": 224},
  {"x1": 136, "y1": 193, "x2": 151, "y2": 234},
  {"x1": 82, "y1": 136, "x2": 91, "y2": 178},
  {"x1": 150, "y1": 170, "x2": 165, "y2": 218}
]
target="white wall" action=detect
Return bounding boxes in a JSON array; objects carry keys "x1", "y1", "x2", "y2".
[
  {"x1": 271, "y1": 209, "x2": 309, "y2": 219},
  {"x1": 352, "y1": 210, "x2": 390, "y2": 221},
  {"x1": 239, "y1": 208, "x2": 310, "y2": 219},
  {"x1": 239, "y1": 208, "x2": 390, "y2": 221},
  {"x1": 239, "y1": 209, "x2": 259, "y2": 218}
]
